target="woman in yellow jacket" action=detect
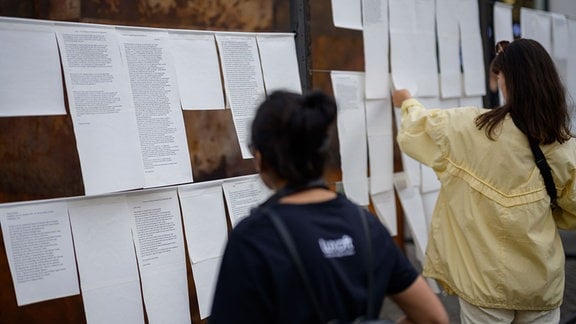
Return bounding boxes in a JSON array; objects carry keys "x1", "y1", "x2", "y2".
[{"x1": 393, "y1": 38, "x2": 576, "y2": 323}]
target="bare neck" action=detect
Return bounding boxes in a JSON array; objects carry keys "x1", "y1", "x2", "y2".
[{"x1": 278, "y1": 188, "x2": 337, "y2": 204}]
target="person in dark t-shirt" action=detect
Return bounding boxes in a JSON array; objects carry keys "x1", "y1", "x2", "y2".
[{"x1": 209, "y1": 90, "x2": 448, "y2": 324}]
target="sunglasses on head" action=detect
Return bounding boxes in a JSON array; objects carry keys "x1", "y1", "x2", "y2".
[{"x1": 495, "y1": 40, "x2": 510, "y2": 55}]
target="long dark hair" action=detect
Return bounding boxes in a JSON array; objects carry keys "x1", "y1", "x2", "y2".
[
  {"x1": 475, "y1": 39, "x2": 573, "y2": 144},
  {"x1": 250, "y1": 90, "x2": 337, "y2": 186}
]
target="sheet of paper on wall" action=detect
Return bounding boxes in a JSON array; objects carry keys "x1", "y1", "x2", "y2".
[
  {"x1": 370, "y1": 189, "x2": 397, "y2": 236},
  {"x1": 459, "y1": 96, "x2": 483, "y2": 108},
  {"x1": 413, "y1": 0, "x2": 439, "y2": 97},
  {"x1": 393, "y1": 172, "x2": 428, "y2": 262},
  {"x1": 256, "y1": 33, "x2": 302, "y2": 94},
  {"x1": 178, "y1": 180, "x2": 228, "y2": 263},
  {"x1": 191, "y1": 256, "x2": 222, "y2": 319},
  {"x1": 331, "y1": 71, "x2": 369, "y2": 206},
  {"x1": 116, "y1": 28, "x2": 194, "y2": 188},
  {"x1": 393, "y1": 107, "x2": 421, "y2": 188},
  {"x1": 331, "y1": 0, "x2": 363, "y2": 30},
  {"x1": 222, "y1": 174, "x2": 273, "y2": 227},
  {"x1": 366, "y1": 99, "x2": 393, "y2": 193},
  {"x1": 551, "y1": 13, "x2": 569, "y2": 82},
  {"x1": 458, "y1": 0, "x2": 486, "y2": 97},
  {"x1": 520, "y1": 8, "x2": 552, "y2": 54},
  {"x1": 435, "y1": 0, "x2": 461, "y2": 98},
  {"x1": 493, "y1": 2, "x2": 513, "y2": 44},
  {"x1": 126, "y1": 188, "x2": 190, "y2": 324},
  {"x1": 169, "y1": 31, "x2": 225, "y2": 110},
  {"x1": 0, "y1": 200, "x2": 79, "y2": 306},
  {"x1": 365, "y1": 99, "x2": 396, "y2": 234},
  {"x1": 68, "y1": 195, "x2": 145, "y2": 324},
  {"x1": 388, "y1": 0, "x2": 418, "y2": 95},
  {"x1": 0, "y1": 18, "x2": 66, "y2": 117},
  {"x1": 55, "y1": 23, "x2": 145, "y2": 195},
  {"x1": 362, "y1": 0, "x2": 389, "y2": 99},
  {"x1": 215, "y1": 33, "x2": 267, "y2": 159},
  {"x1": 552, "y1": 14, "x2": 568, "y2": 60}
]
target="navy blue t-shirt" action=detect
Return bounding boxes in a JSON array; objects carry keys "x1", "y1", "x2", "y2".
[{"x1": 209, "y1": 194, "x2": 418, "y2": 323}]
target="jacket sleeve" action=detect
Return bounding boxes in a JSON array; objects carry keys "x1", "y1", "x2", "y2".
[
  {"x1": 396, "y1": 98, "x2": 449, "y2": 170},
  {"x1": 554, "y1": 167, "x2": 576, "y2": 229}
]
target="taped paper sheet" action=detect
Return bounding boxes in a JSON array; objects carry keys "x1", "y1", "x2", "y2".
[
  {"x1": 0, "y1": 201, "x2": 79, "y2": 306},
  {"x1": 68, "y1": 195, "x2": 145, "y2": 324},
  {"x1": 331, "y1": 0, "x2": 363, "y2": 30},
  {"x1": 257, "y1": 33, "x2": 302, "y2": 94},
  {"x1": 117, "y1": 27, "x2": 194, "y2": 189},
  {"x1": 127, "y1": 188, "x2": 191, "y2": 324},
  {"x1": 362, "y1": 0, "x2": 389, "y2": 99},
  {"x1": 0, "y1": 18, "x2": 66, "y2": 117},
  {"x1": 216, "y1": 33, "x2": 267, "y2": 159},
  {"x1": 178, "y1": 180, "x2": 228, "y2": 263},
  {"x1": 169, "y1": 31, "x2": 225, "y2": 110},
  {"x1": 331, "y1": 71, "x2": 370, "y2": 206},
  {"x1": 56, "y1": 23, "x2": 145, "y2": 195}
]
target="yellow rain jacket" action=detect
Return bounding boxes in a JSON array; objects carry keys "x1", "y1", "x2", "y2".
[{"x1": 397, "y1": 98, "x2": 576, "y2": 310}]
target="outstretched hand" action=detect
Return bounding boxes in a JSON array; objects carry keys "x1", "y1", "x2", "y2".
[{"x1": 392, "y1": 89, "x2": 412, "y2": 108}]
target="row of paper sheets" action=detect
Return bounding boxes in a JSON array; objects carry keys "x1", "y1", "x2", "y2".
[
  {"x1": 333, "y1": 0, "x2": 487, "y2": 99},
  {"x1": 334, "y1": 0, "x2": 576, "y2": 105},
  {"x1": 0, "y1": 16, "x2": 302, "y2": 196},
  {"x1": 0, "y1": 174, "x2": 272, "y2": 323}
]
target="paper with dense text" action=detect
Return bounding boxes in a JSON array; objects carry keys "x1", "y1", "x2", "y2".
[{"x1": 0, "y1": 201, "x2": 79, "y2": 306}]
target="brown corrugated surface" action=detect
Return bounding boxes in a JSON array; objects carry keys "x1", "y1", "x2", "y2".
[{"x1": 0, "y1": 1, "x2": 392, "y2": 323}]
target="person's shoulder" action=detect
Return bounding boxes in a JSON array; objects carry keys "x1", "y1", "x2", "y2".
[
  {"x1": 333, "y1": 193, "x2": 365, "y2": 211},
  {"x1": 231, "y1": 207, "x2": 270, "y2": 236},
  {"x1": 336, "y1": 195, "x2": 392, "y2": 232},
  {"x1": 548, "y1": 136, "x2": 576, "y2": 159}
]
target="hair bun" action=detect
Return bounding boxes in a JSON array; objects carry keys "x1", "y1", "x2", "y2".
[{"x1": 303, "y1": 91, "x2": 337, "y2": 121}]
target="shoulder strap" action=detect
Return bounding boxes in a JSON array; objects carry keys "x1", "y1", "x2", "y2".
[
  {"x1": 262, "y1": 208, "x2": 326, "y2": 323},
  {"x1": 511, "y1": 118, "x2": 558, "y2": 208},
  {"x1": 358, "y1": 206, "x2": 376, "y2": 320},
  {"x1": 263, "y1": 206, "x2": 378, "y2": 323}
]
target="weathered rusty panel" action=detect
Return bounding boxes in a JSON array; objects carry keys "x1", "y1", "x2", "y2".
[
  {"x1": 183, "y1": 109, "x2": 256, "y2": 182},
  {"x1": 0, "y1": 0, "x2": 36, "y2": 18},
  {"x1": 43, "y1": 0, "x2": 81, "y2": 21},
  {"x1": 81, "y1": 0, "x2": 275, "y2": 31},
  {"x1": 312, "y1": 34, "x2": 364, "y2": 71},
  {"x1": 0, "y1": 116, "x2": 84, "y2": 203},
  {"x1": 0, "y1": 0, "x2": 81, "y2": 21}
]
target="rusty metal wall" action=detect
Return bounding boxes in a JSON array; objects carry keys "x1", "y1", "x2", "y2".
[{"x1": 0, "y1": 0, "x2": 374, "y2": 323}]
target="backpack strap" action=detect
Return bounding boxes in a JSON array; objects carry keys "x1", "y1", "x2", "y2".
[
  {"x1": 263, "y1": 207, "x2": 326, "y2": 323},
  {"x1": 358, "y1": 206, "x2": 376, "y2": 320},
  {"x1": 263, "y1": 205, "x2": 377, "y2": 322},
  {"x1": 512, "y1": 117, "x2": 558, "y2": 209}
]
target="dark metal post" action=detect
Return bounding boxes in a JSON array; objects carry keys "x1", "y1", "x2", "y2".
[
  {"x1": 480, "y1": 0, "x2": 498, "y2": 108},
  {"x1": 289, "y1": 0, "x2": 312, "y2": 92}
]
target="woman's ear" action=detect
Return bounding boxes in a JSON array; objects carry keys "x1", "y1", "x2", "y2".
[
  {"x1": 253, "y1": 150, "x2": 279, "y2": 190},
  {"x1": 253, "y1": 150, "x2": 263, "y2": 172}
]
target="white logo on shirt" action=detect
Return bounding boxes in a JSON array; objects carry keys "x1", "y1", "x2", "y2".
[{"x1": 318, "y1": 235, "x2": 356, "y2": 258}]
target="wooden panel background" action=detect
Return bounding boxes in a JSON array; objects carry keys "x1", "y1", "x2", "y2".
[{"x1": 0, "y1": 0, "x2": 404, "y2": 322}]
